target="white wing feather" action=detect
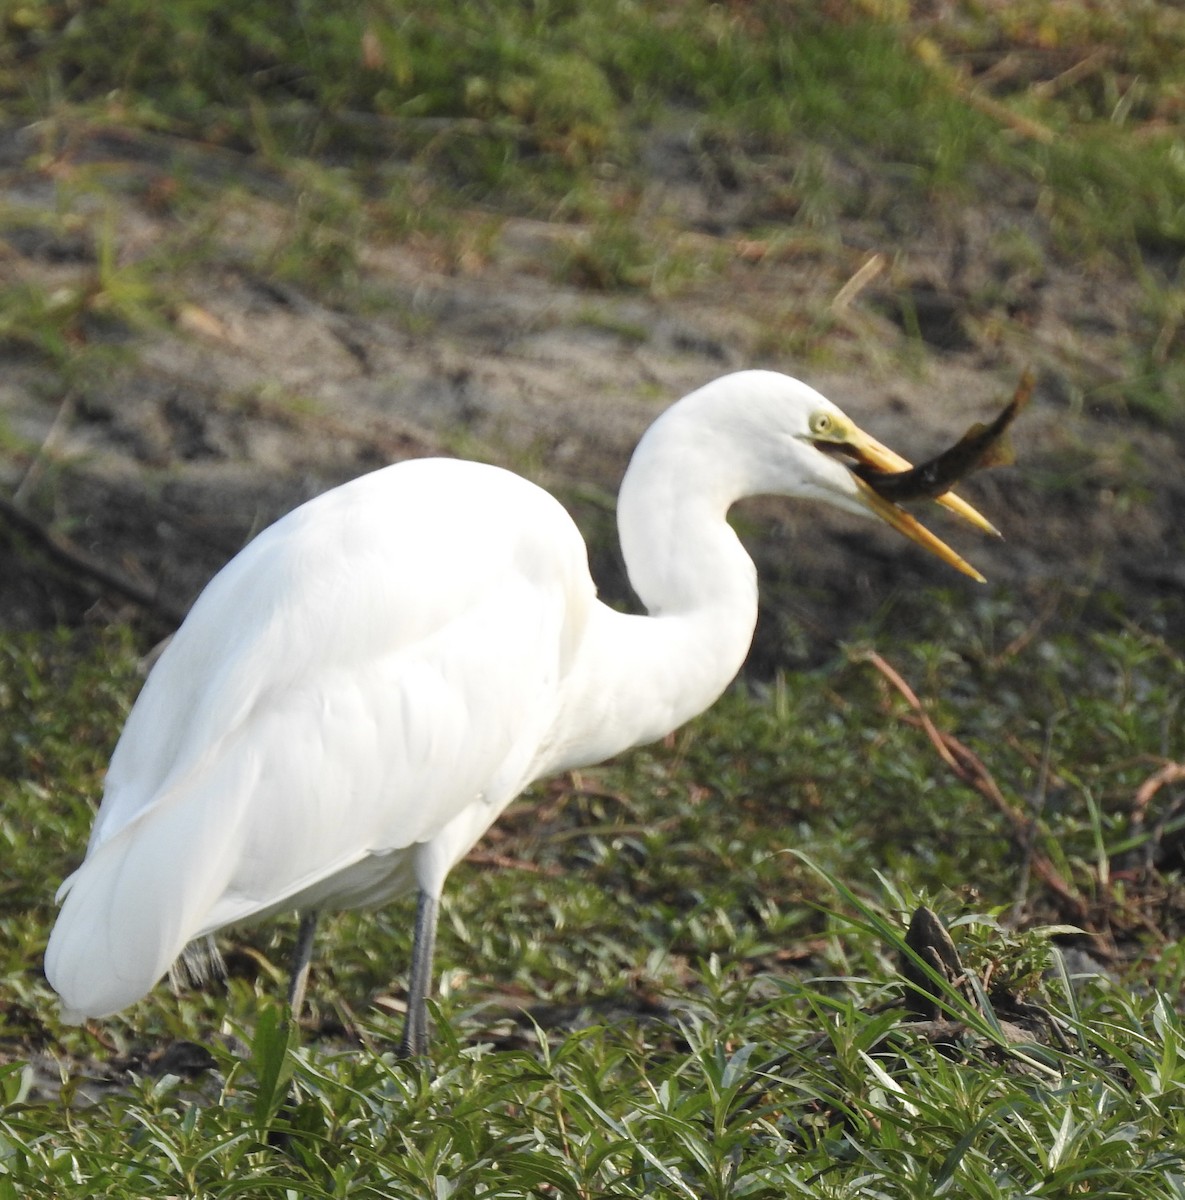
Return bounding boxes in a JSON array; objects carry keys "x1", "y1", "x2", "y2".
[{"x1": 45, "y1": 458, "x2": 593, "y2": 1018}]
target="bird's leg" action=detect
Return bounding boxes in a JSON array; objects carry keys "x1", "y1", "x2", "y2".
[
  {"x1": 399, "y1": 889, "x2": 439, "y2": 1057},
  {"x1": 286, "y1": 909, "x2": 319, "y2": 1018}
]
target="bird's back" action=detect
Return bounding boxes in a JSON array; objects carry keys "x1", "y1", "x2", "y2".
[{"x1": 46, "y1": 457, "x2": 595, "y2": 1019}]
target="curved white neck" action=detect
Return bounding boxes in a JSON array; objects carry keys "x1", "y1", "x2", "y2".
[
  {"x1": 538, "y1": 369, "x2": 872, "y2": 778},
  {"x1": 545, "y1": 410, "x2": 760, "y2": 773}
]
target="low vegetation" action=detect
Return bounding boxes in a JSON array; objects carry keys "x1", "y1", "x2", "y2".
[
  {"x1": 2, "y1": 604, "x2": 1184, "y2": 1195},
  {"x1": 2, "y1": 1, "x2": 1185, "y2": 1196},
  {"x1": 3, "y1": 0, "x2": 1185, "y2": 417}
]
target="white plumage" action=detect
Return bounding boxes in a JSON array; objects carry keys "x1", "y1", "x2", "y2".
[{"x1": 45, "y1": 370, "x2": 991, "y2": 1052}]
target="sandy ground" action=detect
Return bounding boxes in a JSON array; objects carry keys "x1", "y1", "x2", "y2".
[{"x1": 2, "y1": 118, "x2": 1183, "y2": 665}]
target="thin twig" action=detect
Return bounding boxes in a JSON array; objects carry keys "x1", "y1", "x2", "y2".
[
  {"x1": 13, "y1": 390, "x2": 76, "y2": 507},
  {"x1": 856, "y1": 649, "x2": 1088, "y2": 926},
  {"x1": 466, "y1": 851, "x2": 564, "y2": 878},
  {"x1": 1031, "y1": 49, "x2": 1113, "y2": 100},
  {"x1": 1132, "y1": 762, "x2": 1185, "y2": 819},
  {"x1": 910, "y1": 38, "x2": 1056, "y2": 144},
  {"x1": 831, "y1": 253, "x2": 886, "y2": 315},
  {"x1": 1011, "y1": 715, "x2": 1060, "y2": 925},
  {"x1": 989, "y1": 591, "x2": 1062, "y2": 669}
]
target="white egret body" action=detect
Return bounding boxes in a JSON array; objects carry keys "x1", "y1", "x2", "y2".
[{"x1": 45, "y1": 371, "x2": 993, "y2": 1052}]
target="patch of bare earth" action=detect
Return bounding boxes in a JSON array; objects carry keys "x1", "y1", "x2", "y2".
[{"x1": 2, "y1": 119, "x2": 1183, "y2": 664}]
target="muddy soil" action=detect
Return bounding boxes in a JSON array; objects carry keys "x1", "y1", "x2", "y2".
[{"x1": 2, "y1": 119, "x2": 1183, "y2": 666}]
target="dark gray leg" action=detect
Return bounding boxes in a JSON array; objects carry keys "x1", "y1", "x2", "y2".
[
  {"x1": 287, "y1": 910, "x2": 319, "y2": 1017},
  {"x1": 399, "y1": 889, "x2": 439, "y2": 1057}
]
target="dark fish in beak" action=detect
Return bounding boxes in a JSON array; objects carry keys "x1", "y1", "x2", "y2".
[
  {"x1": 813, "y1": 371, "x2": 1030, "y2": 583},
  {"x1": 856, "y1": 371, "x2": 1032, "y2": 505}
]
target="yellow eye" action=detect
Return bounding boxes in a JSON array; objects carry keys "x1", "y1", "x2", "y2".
[{"x1": 809, "y1": 411, "x2": 835, "y2": 437}]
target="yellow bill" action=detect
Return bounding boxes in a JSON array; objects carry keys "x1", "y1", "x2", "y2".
[
  {"x1": 853, "y1": 474, "x2": 987, "y2": 583},
  {"x1": 841, "y1": 425, "x2": 1002, "y2": 539},
  {"x1": 808, "y1": 380, "x2": 1027, "y2": 584}
]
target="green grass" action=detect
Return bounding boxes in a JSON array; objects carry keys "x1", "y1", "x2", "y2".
[
  {"x1": 5, "y1": 2, "x2": 1182, "y2": 222},
  {"x1": 1, "y1": 606, "x2": 1184, "y2": 1195},
  {"x1": 5, "y1": 0, "x2": 1185, "y2": 420},
  {"x1": 5, "y1": 2, "x2": 1185, "y2": 246},
  {"x1": 2, "y1": 0, "x2": 1185, "y2": 424}
]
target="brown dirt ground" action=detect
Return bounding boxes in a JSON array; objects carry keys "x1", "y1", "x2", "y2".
[{"x1": 2, "y1": 118, "x2": 1184, "y2": 667}]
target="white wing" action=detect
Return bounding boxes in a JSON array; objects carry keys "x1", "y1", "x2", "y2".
[{"x1": 46, "y1": 458, "x2": 594, "y2": 1018}]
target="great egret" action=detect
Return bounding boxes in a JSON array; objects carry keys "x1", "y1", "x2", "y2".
[{"x1": 45, "y1": 370, "x2": 997, "y2": 1054}]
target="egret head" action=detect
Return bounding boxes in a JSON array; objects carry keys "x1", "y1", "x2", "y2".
[{"x1": 667, "y1": 370, "x2": 999, "y2": 582}]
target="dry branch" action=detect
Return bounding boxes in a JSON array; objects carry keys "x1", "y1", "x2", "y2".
[
  {"x1": 856, "y1": 648, "x2": 1088, "y2": 927},
  {"x1": 1132, "y1": 762, "x2": 1185, "y2": 819}
]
